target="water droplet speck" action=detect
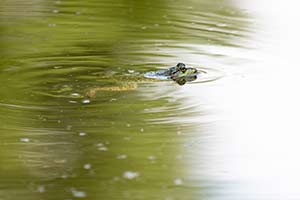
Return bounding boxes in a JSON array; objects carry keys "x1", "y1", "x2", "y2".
[
  {"x1": 148, "y1": 155, "x2": 156, "y2": 161},
  {"x1": 83, "y1": 163, "x2": 91, "y2": 170},
  {"x1": 37, "y1": 185, "x2": 45, "y2": 193},
  {"x1": 71, "y1": 188, "x2": 86, "y2": 198},
  {"x1": 82, "y1": 99, "x2": 90, "y2": 104},
  {"x1": 123, "y1": 171, "x2": 139, "y2": 180},
  {"x1": 174, "y1": 178, "x2": 183, "y2": 185},
  {"x1": 98, "y1": 146, "x2": 108, "y2": 151},
  {"x1": 117, "y1": 154, "x2": 127, "y2": 159},
  {"x1": 79, "y1": 132, "x2": 86, "y2": 136},
  {"x1": 20, "y1": 138, "x2": 30, "y2": 142}
]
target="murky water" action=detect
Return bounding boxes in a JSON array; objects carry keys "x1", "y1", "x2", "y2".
[{"x1": 2, "y1": 0, "x2": 299, "y2": 200}]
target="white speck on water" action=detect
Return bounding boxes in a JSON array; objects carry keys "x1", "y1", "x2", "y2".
[
  {"x1": 98, "y1": 146, "x2": 108, "y2": 151},
  {"x1": 123, "y1": 171, "x2": 139, "y2": 180},
  {"x1": 174, "y1": 178, "x2": 183, "y2": 186},
  {"x1": 75, "y1": 11, "x2": 81, "y2": 15},
  {"x1": 117, "y1": 154, "x2": 127, "y2": 159},
  {"x1": 82, "y1": 99, "x2": 90, "y2": 104},
  {"x1": 148, "y1": 155, "x2": 156, "y2": 161},
  {"x1": 128, "y1": 69, "x2": 135, "y2": 73},
  {"x1": 83, "y1": 163, "x2": 91, "y2": 170},
  {"x1": 177, "y1": 131, "x2": 182, "y2": 135},
  {"x1": 52, "y1": 9, "x2": 59, "y2": 13},
  {"x1": 140, "y1": 128, "x2": 144, "y2": 132},
  {"x1": 110, "y1": 98, "x2": 117, "y2": 102},
  {"x1": 20, "y1": 138, "x2": 30, "y2": 142},
  {"x1": 216, "y1": 23, "x2": 227, "y2": 27},
  {"x1": 53, "y1": 66, "x2": 62, "y2": 69},
  {"x1": 96, "y1": 143, "x2": 104, "y2": 147},
  {"x1": 37, "y1": 185, "x2": 45, "y2": 193},
  {"x1": 71, "y1": 188, "x2": 86, "y2": 198},
  {"x1": 141, "y1": 26, "x2": 147, "y2": 30},
  {"x1": 61, "y1": 174, "x2": 68, "y2": 179},
  {"x1": 69, "y1": 100, "x2": 77, "y2": 104},
  {"x1": 79, "y1": 132, "x2": 86, "y2": 136},
  {"x1": 71, "y1": 93, "x2": 80, "y2": 97},
  {"x1": 126, "y1": 123, "x2": 131, "y2": 127},
  {"x1": 48, "y1": 23, "x2": 56, "y2": 27}
]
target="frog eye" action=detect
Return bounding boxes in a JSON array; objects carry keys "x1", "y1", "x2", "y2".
[
  {"x1": 176, "y1": 63, "x2": 186, "y2": 68},
  {"x1": 180, "y1": 68, "x2": 187, "y2": 73}
]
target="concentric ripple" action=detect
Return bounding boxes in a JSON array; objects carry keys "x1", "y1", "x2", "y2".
[{"x1": 0, "y1": 0, "x2": 253, "y2": 199}]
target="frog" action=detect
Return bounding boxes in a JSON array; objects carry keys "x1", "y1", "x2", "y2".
[{"x1": 86, "y1": 63, "x2": 200, "y2": 98}]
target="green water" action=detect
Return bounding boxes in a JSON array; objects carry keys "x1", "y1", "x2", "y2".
[{"x1": 0, "y1": 0, "x2": 252, "y2": 199}]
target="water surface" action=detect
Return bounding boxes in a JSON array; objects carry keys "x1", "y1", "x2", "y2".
[{"x1": 0, "y1": 0, "x2": 268, "y2": 200}]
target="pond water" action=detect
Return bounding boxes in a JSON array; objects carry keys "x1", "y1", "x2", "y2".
[{"x1": 1, "y1": 0, "x2": 300, "y2": 200}]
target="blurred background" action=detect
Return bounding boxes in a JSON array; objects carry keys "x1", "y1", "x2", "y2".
[{"x1": 1, "y1": 0, "x2": 300, "y2": 199}]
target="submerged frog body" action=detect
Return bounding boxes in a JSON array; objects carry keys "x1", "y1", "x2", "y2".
[{"x1": 86, "y1": 63, "x2": 200, "y2": 98}]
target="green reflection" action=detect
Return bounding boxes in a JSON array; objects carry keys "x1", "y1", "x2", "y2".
[{"x1": 0, "y1": 0, "x2": 248, "y2": 199}]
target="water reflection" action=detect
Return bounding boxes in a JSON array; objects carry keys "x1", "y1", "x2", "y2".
[{"x1": 0, "y1": 0, "x2": 251, "y2": 199}]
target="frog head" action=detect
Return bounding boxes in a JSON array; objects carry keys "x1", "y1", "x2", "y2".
[
  {"x1": 175, "y1": 63, "x2": 186, "y2": 72},
  {"x1": 172, "y1": 65, "x2": 198, "y2": 78}
]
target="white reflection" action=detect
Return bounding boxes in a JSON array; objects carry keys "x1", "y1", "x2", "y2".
[{"x1": 182, "y1": 0, "x2": 300, "y2": 199}]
